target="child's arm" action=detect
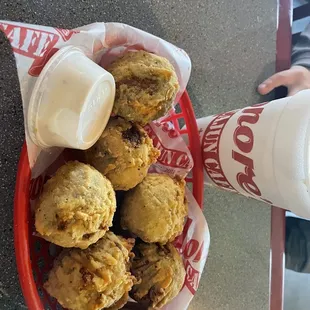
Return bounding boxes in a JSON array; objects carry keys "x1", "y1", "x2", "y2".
[
  {"x1": 258, "y1": 23, "x2": 310, "y2": 96},
  {"x1": 292, "y1": 23, "x2": 310, "y2": 69}
]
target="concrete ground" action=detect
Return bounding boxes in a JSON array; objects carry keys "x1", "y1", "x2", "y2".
[
  {"x1": 0, "y1": 0, "x2": 277, "y2": 309},
  {"x1": 284, "y1": 269, "x2": 310, "y2": 310}
]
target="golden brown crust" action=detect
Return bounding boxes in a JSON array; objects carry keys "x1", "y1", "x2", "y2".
[
  {"x1": 35, "y1": 161, "x2": 116, "y2": 249},
  {"x1": 121, "y1": 173, "x2": 188, "y2": 244},
  {"x1": 85, "y1": 118, "x2": 160, "y2": 191},
  {"x1": 44, "y1": 232, "x2": 136, "y2": 310},
  {"x1": 130, "y1": 242, "x2": 185, "y2": 309},
  {"x1": 105, "y1": 292, "x2": 129, "y2": 310},
  {"x1": 107, "y1": 51, "x2": 179, "y2": 125}
]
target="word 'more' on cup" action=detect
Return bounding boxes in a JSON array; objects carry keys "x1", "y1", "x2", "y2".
[{"x1": 197, "y1": 89, "x2": 310, "y2": 219}]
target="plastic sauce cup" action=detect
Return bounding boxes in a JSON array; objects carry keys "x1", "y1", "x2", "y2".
[{"x1": 28, "y1": 46, "x2": 115, "y2": 150}]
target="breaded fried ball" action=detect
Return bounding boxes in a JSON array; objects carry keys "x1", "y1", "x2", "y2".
[
  {"x1": 107, "y1": 51, "x2": 179, "y2": 125},
  {"x1": 35, "y1": 161, "x2": 116, "y2": 249},
  {"x1": 121, "y1": 174, "x2": 188, "y2": 244},
  {"x1": 85, "y1": 117, "x2": 160, "y2": 191},
  {"x1": 44, "y1": 232, "x2": 136, "y2": 310},
  {"x1": 130, "y1": 242, "x2": 185, "y2": 309}
]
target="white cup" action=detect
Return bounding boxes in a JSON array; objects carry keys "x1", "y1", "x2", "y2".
[
  {"x1": 197, "y1": 90, "x2": 310, "y2": 218},
  {"x1": 28, "y1": 46, "x2": 115, "y2": 150}
]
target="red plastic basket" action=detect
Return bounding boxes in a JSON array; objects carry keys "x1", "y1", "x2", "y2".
[{"x1": 14, "y1": 90, "x2": 204, "y2": 310}]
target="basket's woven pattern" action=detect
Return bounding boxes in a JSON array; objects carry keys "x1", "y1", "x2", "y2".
[
  {"x1": 30, "y1": 227, "x2": 61, "y2": 309},
  {"x1": 15, "y1": 91, "x2": 204, "y2": 310}
]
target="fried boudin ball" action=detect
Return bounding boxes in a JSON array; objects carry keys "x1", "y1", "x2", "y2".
[
  {"x1": 121, "y1": 174, "x2": 188, "y2": 244},
  {"x1": 107, "y1": 51, "x2": 179, "y2": 125},
  {"x1": 85, "y1": 117, "x2": 160, "y2": 191},
  {"x1": 44, "y1": 232, "x2": 136, "y2": 310},
  {"x1": 35, "y1": 161, "x2": 116, "y2": 249},
  {"x1": 130, "y1": 242, "x2": 185, "y2": 309}
]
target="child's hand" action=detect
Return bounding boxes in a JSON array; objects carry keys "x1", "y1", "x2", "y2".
[{"x1": 258, "y1": 65, "x2": 310, "y2": 96}]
